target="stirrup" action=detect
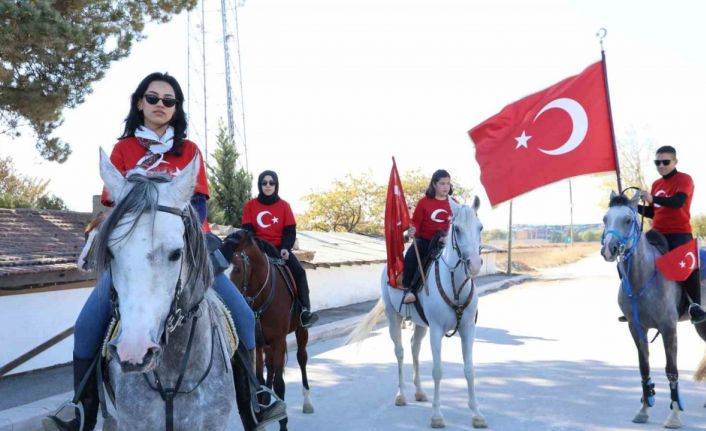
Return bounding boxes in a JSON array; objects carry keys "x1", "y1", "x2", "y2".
[
  {"x1": 42, "y1": 401, "x2": 84, "y2": 431},
  {"x1": 690, "y1": 304, "x2": 706, "y2": 324},
  {"x1": 618, "y1": 316, "x2": 628, "y2": 322}
]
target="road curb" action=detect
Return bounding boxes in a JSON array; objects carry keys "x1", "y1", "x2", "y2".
[{"x1": 0, "y1": 274, "x2": 529, "y2": 431}]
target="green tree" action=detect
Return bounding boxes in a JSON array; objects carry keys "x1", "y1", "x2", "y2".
[
  {"x1": 0, "y1": 155, "x2": 66, "y2": 209},
  {"x1": 0, "y1": 0, "x2": 197, "y2": 162},
  {"x1": 207, "y1": 124, "x2": 252, "y2": 226},
  {"x1": 693, "y1": 214, "x2": 706, "y2": 238},
  {"x1": 299, "y1": 172, "x2": 384, "y2": 235}
]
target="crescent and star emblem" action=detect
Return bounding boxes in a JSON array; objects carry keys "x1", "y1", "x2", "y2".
[
  {"x1": 514, "y1": 97, "x2": 588, "y2": 156},
  {"x1": 681, "y1": 252, "x2": 697, "y2": 270},
  {"x1": 430, "y1": 209, "x2": 448, "y2": 223},
  {"x1": 256, "y1": 211, "x2": 279, "y2": 228}
]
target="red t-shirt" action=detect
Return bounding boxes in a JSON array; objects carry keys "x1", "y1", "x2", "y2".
[
  {"x1": 650, "y1": 171, "x2": 694, "y2": 234},
  {"x1": 241, "y1": 198, "x2": 295, "y2": 248},
  {"x1": 411, "y1": 196, "x2": 452, "y2": 241},
  {"x1": 100, "y1": 137, "x2": 211, "y2": 231}
]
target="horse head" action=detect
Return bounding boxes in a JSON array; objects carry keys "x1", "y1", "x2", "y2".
[
  {"x1": 601, "y1": 191, "x2": 641, "y2": 262},
  {"x1": 448, "y1": 196, "x2": 484, "y2": 277},
  {"x1": 95, "y1": 149, "x2": 211, "y2": 373},
  {"x1": 223, "y1": 229, "x2": 276, "y2": 297}
]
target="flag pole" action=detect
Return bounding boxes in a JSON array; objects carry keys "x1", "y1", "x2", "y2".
[
  {"x1": 597, "y1": 28, "x2": 622, "y2": 192},
  {"x1": 507, "y1": 200, "x2": 513, "y2": 274},
  {"x1": 413, "y1": 240, "x2": 429, "y2": 296},
  {"x1": 569, "y1": 180, "x2": 574, "y2": 246}
]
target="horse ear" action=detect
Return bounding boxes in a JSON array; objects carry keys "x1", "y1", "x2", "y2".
[
  {"x1": 472, "y1": 195, "x2": 480, "y2": 211},
  {"x1": 610, "y1": 190, "x2": 618, "y2": 200},
  {"x1": 99, "y1": 148, "x2": 126, "y2": 203},
  {"x1": 170, "y1": 154, "x2": 200, "y2": 205}
]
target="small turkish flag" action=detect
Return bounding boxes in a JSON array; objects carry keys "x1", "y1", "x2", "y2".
[
  {"x1": 385, "y1": 157, "x2": 410, "y2": 288},
  {"x1": 469, "y1": 61, "x2": 617, "y2": 207},
  {"x1": 656, "y1": 239, "x2": 700, "y2": 281}
]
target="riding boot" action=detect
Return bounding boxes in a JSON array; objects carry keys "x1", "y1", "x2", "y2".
[
  {"x1": 683, "y1": 271, "x2": 706, "y2": 324},
  {"x1": 42, "y1": 355, "x2": 99, "y2": 431},
  {"x1": 232, "y1": 343, "x2": 286, "y2": 431},
  {"x1": 402, "y1": 286, "x2": 416, "y2": 304},
  {"x1": 296, "y1": 276, "x2": 319, "y2": 328}
]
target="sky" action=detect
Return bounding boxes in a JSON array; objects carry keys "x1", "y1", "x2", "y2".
[{"x1": 2, "y1": 0, "x2": 705, "y2": 230}]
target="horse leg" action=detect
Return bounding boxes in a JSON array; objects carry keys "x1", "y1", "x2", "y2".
[
  {"x1": 411, "y1": 323, "x2": 428, "y2": 402},
  {"x1": 629, "y1": 325, "x2": 653, "y2": 424},
  {"x1": 429, "y1": 325, "x2": 446, "y2": 428},
  {"x1": 387, "y1": 310, "x2": 407, "y2": 406},
  {"x1": 296, "y1": 327, "x2": 314, "y2": 414},
  {"x1": 271, "y1": 338, "x2": 288, "y2": 431},
  {"x1": 459, "y1": 320, "x2": 487, "y2": 429},
  {"x1": 662, "y1": 327, "x2": 683, "y2": 429}
]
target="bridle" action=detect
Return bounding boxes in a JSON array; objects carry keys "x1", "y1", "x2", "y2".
[
  {"x1": 435, "y1": 214, "x2": 479, "y2": 338},
  {"x1": 106, "y1": 204, "x2": 218, "y2": 431}
]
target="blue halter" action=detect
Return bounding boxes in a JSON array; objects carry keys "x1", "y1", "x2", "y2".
[{"x1": 604, "y1": 208, "x2": 657, "y2": 342}]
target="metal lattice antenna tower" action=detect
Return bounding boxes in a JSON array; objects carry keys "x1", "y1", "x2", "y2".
[{"x1": 220, "y1": 0, "x2": 235, "y2": 140}]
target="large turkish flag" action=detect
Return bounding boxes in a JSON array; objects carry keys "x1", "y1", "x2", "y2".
[{"x1": 469, "y1": 61, "x2": 617, "y2": 206}]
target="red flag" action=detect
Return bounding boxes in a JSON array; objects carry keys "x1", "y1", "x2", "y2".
[
  {"x1": 385, "y1": 157, "x2": 410, "y2": 288},
  {"x1": 656, "y1": 239, "x2": 700, "y2": 281},
  {"x1": 469, "y1": 61, "x2": 617, "y2": 207}
]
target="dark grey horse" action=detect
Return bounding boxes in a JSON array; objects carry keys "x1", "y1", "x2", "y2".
[
  {"x1": 95, "y1": 150, "x2": 235, "y2": 430},
  {"x1": 601, "y1": 191, "x2": 706, "y2": 428}
]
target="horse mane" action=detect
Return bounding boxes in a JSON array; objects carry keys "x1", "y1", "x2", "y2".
[
  {"x1": 609, "y1": 194, "x2": 631, "y2": 207},
  {"x1": 94, "y1": 171, "x2": 212, "y2": 291},
  {"x1": 251, "y1": 235, "x2": 281, "y2": 259}
]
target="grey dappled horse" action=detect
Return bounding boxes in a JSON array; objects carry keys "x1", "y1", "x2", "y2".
[
  {"x1": 601, "y1": 191, "x2": 706, "y2": 429},
  {"x1": 95, "y1": 150, "x2": 235, "y2": 430},
  {"x1": 350, "y1": 197, "x2": 486, "y2": 429}
]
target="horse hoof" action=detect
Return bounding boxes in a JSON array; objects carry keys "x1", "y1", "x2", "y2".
[
  {"x1": 431, "y1": 416, "x2": 446, "y2": 428},
  {"x1": 302, "y1": 402, "x2": 314, "y2": 414},
  {"x1": 395, "y1": 394, "x2": 407, "y2": 406},
  {"x1": 663, "y1": 414, "x2": 682, "y2": 429},
  {"x1": 633, "y1": 411, "x2": 649, "y2": 424},
  {"x1": 415, "y1": 392, "x2": 428, "y2": 402},
  {"x1": 472, "y1": 416, "x2": 488, "y2": 428}
]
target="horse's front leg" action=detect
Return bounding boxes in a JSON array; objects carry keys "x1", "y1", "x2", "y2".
[
  {"x1": 387, "y1": 311, "x2": 407, "y2": 406},
  {"x1": 629, "y1": 323, "x2": 654, "y2": 424},
  {"x1": 295, "y1": 326, "x2": 314, "y2": 414},
  {"x1": 429, "y1": 324, "x2": 445, "y2": 428},
  {"x1": 411, "y1": 323, "x2": 429, "y2": 402},
  {"x1": 271, "y1": 338, "x2": 288, "y2": 431},
  {"x1": 662, "y1": 326, "x2": 683, "y2": 429},
  {"x1": 459, "y1": 316, "x2": 487, "y2": 428}
]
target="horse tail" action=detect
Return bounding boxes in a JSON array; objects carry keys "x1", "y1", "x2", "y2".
[
  {"x1": 346, "y1": 298, "x2": 385, "y2": 345},
  {"x1": 694, "y1": 347, "x2": 706, "y2": 381}
]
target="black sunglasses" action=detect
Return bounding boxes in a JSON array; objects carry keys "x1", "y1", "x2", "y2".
[
  {"x1": 654, "y1": 159, "x2": 673, "y2": 167},
  {"x1": 261, "y1": 181, "x2": 276, "y2": 186},
  {"x1": 144, "y1": 94, "x2": 178, "y2": 108}
]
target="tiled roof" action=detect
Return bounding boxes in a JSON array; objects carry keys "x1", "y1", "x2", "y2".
[{"x1": 0, "y1": 208, "x2": 92, "y2": 284}]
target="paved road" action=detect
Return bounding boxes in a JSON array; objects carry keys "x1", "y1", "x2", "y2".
[{"x1": 262, "y1": 255, "x2": 706, "y2": 431}]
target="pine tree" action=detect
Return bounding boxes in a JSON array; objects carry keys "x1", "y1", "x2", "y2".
[
  {"x1": 207, "y1": 123, "x2": 252, "y2": 226},
  {"x1": 0, "y1": 0, "x2": 197, "y2": 162}
]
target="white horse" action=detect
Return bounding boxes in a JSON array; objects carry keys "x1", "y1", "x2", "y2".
[
  {"x1": 350, "y1": 197, "x2": 486, "y2": 428},
  {"x1": 94, "y1": 150, "x2": 235, "y2": 430}
]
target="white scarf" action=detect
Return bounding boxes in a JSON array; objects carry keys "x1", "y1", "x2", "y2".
[{"x1": 134, "y1": 126, "x2": 175, "y2": 171}]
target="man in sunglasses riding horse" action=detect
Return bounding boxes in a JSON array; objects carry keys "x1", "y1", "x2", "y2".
[{"x1": 636, "y1": 145, "x2": 706, "y2": 324}]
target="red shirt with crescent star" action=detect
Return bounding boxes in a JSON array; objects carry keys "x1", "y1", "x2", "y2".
[
  {"x1": 650, "y1": 172, "x2": 694, "y2": 234},
  {"x1": 242, "y1": 198, "x2": 296, "y2": 248},
  {"x1": 411, "y1": 196, "x2": 452, "y2": 241},
  {"x1": 99, "y1": 137, "x2": 211, "y2": 231}
]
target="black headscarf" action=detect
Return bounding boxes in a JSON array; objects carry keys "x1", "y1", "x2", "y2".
[{"x1": 257, "y1": 170, "x2": 280, "y2": 205}]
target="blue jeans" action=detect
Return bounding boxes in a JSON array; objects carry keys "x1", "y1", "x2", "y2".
[{"x1": 73, "y1": 272, "x2": 256, "y2": 360}]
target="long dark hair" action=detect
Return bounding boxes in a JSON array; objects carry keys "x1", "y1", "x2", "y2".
[
  {"x1": 119, "y1": 72, "x2": 188, "y2": 154},
  {"x1": 425, "y1": 169, "x2": 453, "y2": 198}
]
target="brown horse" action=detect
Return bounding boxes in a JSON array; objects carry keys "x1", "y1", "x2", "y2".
[{"x1": 223, "y1": 229, "x2": 313, "y2": 431}]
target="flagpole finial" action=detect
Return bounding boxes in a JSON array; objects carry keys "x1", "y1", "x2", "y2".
[{"x1": 596, "y1": 28, "x2": 607, "y2": 50}]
